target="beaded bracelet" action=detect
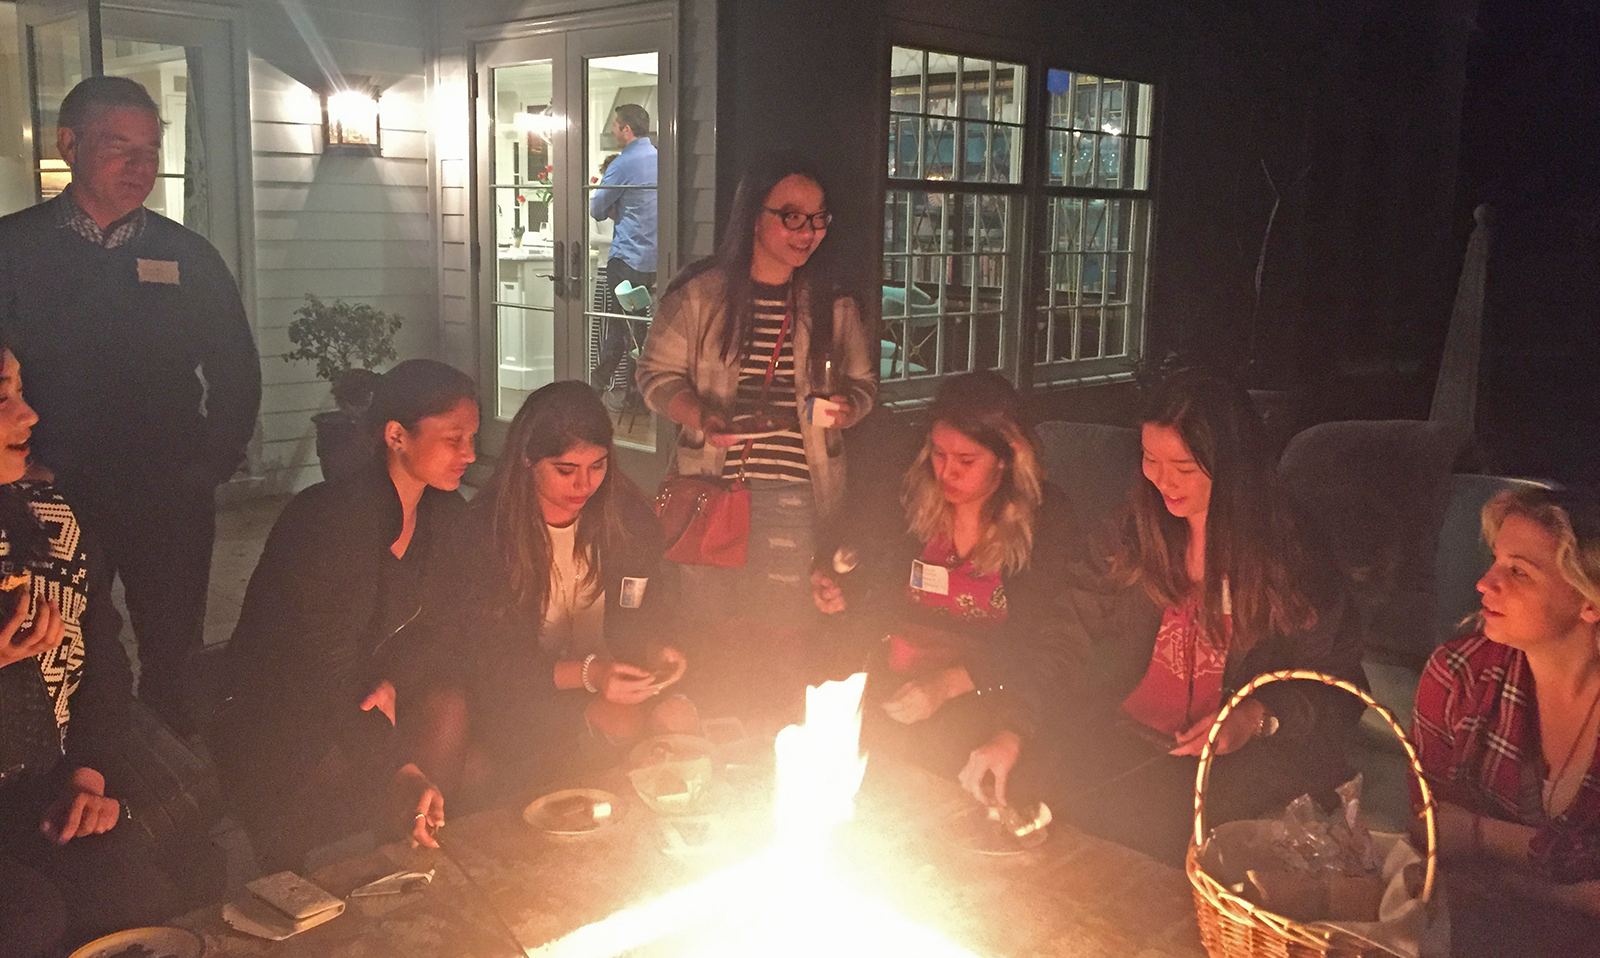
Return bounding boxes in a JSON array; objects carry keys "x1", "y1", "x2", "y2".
[{"x1": 580, "y1": 653, "x2": 599, "y2": 694}]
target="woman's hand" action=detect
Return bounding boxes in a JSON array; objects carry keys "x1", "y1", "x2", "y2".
[
  {"x1": 826, "y1": 395, "x2": 856, "y2": 428},
  {"x1": 40, "y1": 766, "x2": 120, "y2": 844},
  {"x1": 597, "y1": 658, "x2": 659, "y2": 706},
  {"x1": 958, "y1": 730, "x2": 1021, "y2": 808},
  {"x1": 390, "y1": 763, "x2": 444, "y2": 849},
  {"x1": 1169, "y1": 699, "x2": 1266, "y2": 757},
  {"x1": 704, "y1": 422, "x2": 742, "y2": 449},
  {"x1": 650, "y1": 647, "x2": 688, "y2": 691},
  {"x1": 811, "y1": 570, "x2": 845, "y2": 614},
  {"x1": 883, "y1": 674, "x2": 951, "y2": 725},
  {"x1": 0, "y1": 596, "x2": 62, "y2": 671},
  {"x1": 667, "y1": 393, "x2": 739, "y2": 447},
  {"x1": 360, "y1": 680, "x2": 397, "y2": 726}
]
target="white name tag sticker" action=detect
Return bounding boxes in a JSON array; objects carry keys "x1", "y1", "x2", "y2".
[
  {"x1": 909, "y1": 560, "x2": 949, "y2": 596},
  {"x1": 136, "y1": 258, "x2": 180, "y2": 284},
  {"x1": 619, "y1": 576, "x2": 648, "y2": 609}
]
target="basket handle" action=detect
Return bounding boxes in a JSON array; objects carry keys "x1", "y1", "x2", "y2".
[{"x1": 1191, "y1": 668, "x2": 1437, "y2": 904}]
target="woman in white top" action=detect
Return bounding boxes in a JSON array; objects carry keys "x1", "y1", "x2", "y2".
[{"x1": 411, "y1": 381, "x2": 691, "y2": 806}]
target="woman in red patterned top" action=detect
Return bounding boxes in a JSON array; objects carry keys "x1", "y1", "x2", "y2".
[
  {"x1": 812, "y1": 372, "x2": 1086, "y2": 810},
  {"x1": 1413, "y1": 486, "x2": 1600, "y2": 925},
  {"x1": 1050, "y1": 372, "x2": 1364, "y2": 864}
]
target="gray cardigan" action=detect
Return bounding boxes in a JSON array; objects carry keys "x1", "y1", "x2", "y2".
[{"x1": 636, "y1": 268, "x2": 876, "y2": 518}]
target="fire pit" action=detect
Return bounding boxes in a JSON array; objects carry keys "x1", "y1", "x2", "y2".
[
  {"x1": 538, "y1": 674, "x2": 983, "y2": 958},
  {"x1": 175, "y1": 675, "x2": 1206, "y2": 958}
]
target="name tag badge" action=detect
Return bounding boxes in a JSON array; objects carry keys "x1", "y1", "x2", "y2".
[
  {"x1": 909, "y1": 560, "x2": 950, "y2": 596},
  {"x1": 619, "y1": 576, "x2": 648, "y2": 609},
  {"x1": 137, "y1": 258, "x2": 180, "y2": 285}
]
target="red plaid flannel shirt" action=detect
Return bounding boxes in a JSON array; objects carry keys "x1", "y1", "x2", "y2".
[{"x1": 1412, "y1": 630, "x2": 1600, "y2": 831}]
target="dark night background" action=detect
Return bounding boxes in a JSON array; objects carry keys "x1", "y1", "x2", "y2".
[{"x1": 715, "y1": 0, "x2": 1600, "y2": 484}]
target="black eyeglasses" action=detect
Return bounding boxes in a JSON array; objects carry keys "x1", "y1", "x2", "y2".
[{"x1": 764, "y1": 208, "x2": 833, "y2": 232}]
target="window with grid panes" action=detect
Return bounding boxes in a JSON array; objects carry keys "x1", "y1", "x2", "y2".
[{"x1": 883, "y1": 47, "x2": 1154, "y2": 395}]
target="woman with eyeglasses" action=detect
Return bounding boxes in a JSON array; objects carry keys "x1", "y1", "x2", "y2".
[{"x1": 637, "y1": 151, "x2": 875, "y2": 639}]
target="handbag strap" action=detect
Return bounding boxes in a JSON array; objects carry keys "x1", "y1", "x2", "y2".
[{"x1": 735, "y1": 300, "x2": 794, "y2": 480}]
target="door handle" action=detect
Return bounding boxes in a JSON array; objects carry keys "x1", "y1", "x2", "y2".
[
  {"x1": 569, "y1": 243, "x2": 585, "y2": 294},
  {"x1": 542, "y1": 240, "x2": 566, "y2": 298}
]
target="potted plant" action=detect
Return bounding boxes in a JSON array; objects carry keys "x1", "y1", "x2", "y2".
[{"x1": 283, "y1": 293, "x2": 403, "y2": 481}]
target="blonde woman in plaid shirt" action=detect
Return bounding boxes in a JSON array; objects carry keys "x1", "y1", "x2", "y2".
[{"x1": 1413, "y1": 486, "x2": 1600, "y2": 943}]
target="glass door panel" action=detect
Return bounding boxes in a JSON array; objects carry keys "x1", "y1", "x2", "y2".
[
  {"x1": 100, "y1": 7, "x2": 242, "y2": 277},
  {"x1": 475, "y1": 17, "x2": 672, "y2": 472},
  {"x1": 20, "y1": 4, "x2": 89, "y2": 199},
  {"x1": 582, "y1": 51, "x2": 658, "y2": 451},
  {"x1": 99, "y1": 37, "x2": 187, "y2": 223},
  {"x1": 487, "y1": 56, "x2": 559, "y2": 422}
]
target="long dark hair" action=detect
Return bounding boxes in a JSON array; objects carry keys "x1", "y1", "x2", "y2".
[
  {"x1": 365, "y1": 359, "x2": 478, "y2": 461},
  {"x1": 666, "y1": 150, "x2": 839, "y2": 382},
  {"x1": 1121, "y1": 371, "x2": 1315, "y2": 651},
  {"x1": 481, "y1": 380, "x2": 638, "y2": 620}
]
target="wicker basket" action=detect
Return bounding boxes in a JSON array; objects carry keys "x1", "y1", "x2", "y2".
[{"x1": 1185, "y1": 669, "x2": 1438, "y2": 958}]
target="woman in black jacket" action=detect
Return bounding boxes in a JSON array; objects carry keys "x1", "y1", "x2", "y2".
[
  {"x1": 813, "y1": 371, "x2": 1086, "y2": 810},
  {"x1": 213, "y1": 359, "x2": 478, "y2": 871},
  {"x1": 1047, "y1": 371, "x2": 1364, "y2": 865},
  {"x1": 410, "y1": 381, "x2": 690, "y2": 809}
]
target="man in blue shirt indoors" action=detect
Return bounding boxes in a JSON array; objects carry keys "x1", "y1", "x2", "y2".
[{"x1": 588, "y1": 103, "x2": 657, "y2": 408}]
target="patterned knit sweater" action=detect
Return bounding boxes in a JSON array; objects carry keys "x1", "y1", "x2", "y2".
[{"x1": 0, "y1": 481, "x2": 128, "y2": 782}]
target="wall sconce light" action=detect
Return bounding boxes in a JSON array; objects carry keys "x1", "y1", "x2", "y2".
[{"x1": 323, "y1": 84, "x2": 381, "y2": 155}]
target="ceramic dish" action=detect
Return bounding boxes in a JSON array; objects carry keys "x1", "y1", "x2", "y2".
[
  {"x1": 522, "y1": 787, "x2": 624, "y2": 836},
  {"x1": 628, "y1": 734, "x2": 719, "y2": 816},
  {"x1": 69, "y1": 926, "x2": 204, "y2": 958}
]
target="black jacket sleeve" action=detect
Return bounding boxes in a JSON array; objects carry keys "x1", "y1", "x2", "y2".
[
  {"x1": 61, "y1": 543, "x2": 133, "y2": 786},
  {"x1": 1230, "y1": 590, "x2": 1367, "y2": 740},
  {"x1": 224, "y1": 483, "x2": 383, "y2": 717},
  {"x1": 191, "y1": 243, "x2": 261, "y2": 484}
]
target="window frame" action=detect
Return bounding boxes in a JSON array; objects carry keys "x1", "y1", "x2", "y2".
[{"x1": 876, "y1": 24, "x2": 1161, "y2": 402}]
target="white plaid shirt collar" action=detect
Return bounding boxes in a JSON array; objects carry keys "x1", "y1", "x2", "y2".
[{"x1": 57, "y1": 187, "x2": 146, "y2": 249}]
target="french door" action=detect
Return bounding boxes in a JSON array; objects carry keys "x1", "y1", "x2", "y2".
[{"x1": 474, "y1": 9, "x2": 676, "y2": 480}]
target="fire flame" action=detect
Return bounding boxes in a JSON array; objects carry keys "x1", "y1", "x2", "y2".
[{"x1": 534, "y1": 673, "x2": 985, "y2": 958}]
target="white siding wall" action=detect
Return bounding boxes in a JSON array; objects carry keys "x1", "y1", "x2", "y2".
[
  {"x1": 239, "y1": 0, "x2": 436, "y2": 493},
  {"x1": 678, "y1": 0, "x2": 716, "y2": 262}
]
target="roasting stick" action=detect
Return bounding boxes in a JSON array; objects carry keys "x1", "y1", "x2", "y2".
[{"x1": 1052, "y1": 752, "x2": 1169, "y2": 806}]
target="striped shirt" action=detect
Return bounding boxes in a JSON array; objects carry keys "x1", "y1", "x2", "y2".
[{"x1": 722, "y1": 283, "x2": 809, "y2": 483}]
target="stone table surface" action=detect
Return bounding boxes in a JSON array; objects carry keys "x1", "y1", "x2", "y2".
[{"x1": 175, "y1": 751, "x2": 1207, "y2": 958}]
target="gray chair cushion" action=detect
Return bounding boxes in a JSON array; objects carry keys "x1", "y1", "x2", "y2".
[
  {"x1": 1035, "y1": 421, "x2": 1141, "y2": 537},
  {"x1": 1277, "y1": 419, "x2": 1463, "y2": 665}
]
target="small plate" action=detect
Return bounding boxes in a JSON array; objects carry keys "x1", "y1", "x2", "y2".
[
  {"x1": 941, "y1": 804, "x2": 1049, "y2": 856},
  {"x1": 69, "y1": 926, "x2": 204, "y2": 958},
  {"x1": 523, "y1": 787, "x2": 624, "y2": 836}
]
